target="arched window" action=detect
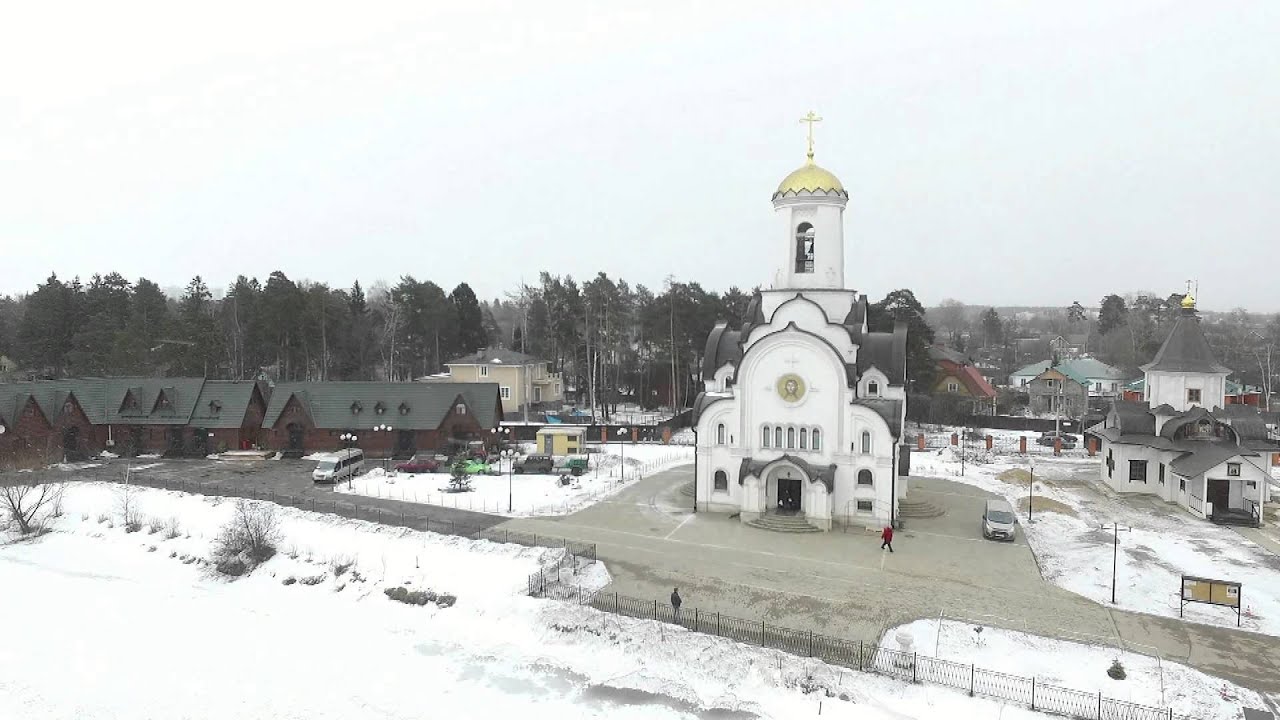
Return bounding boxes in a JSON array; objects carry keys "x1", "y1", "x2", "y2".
[
  {"x1": 858, "y1": 469, "x2": 874, "y2": 486},
  {"x1": 811, "y1": 428, "x2": 821, "y2": 451},
  {"x1": 794, "y1": 223, "x2": 815, "y2": 274},
  {"x1": 714, "y1": 470, "x2": 728, "y2": 491},
  {"x1": 861, "y1": 430, "x2": 872, "y2": 454},
  {"x1": 799, "y1": 428, "x2": 808, "y2": 449},
  {"x1": 775, "y1": 427, "x2": 783, "y2": 448},
  {"x1": 867, "y1": 381, "x2": 879, "y2": 397},
  {"x1": 761, "y1": 425, "x2": 771, "y2": 448},
  {"x1": 786, "y1": 427, "x2": 796, "y2": 449},
  {"x1": 716, "y1": 423, "x2": 726, "y2": 445}
]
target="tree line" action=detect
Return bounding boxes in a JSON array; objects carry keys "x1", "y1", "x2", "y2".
[{"x1": 0, "y1": 272, "x2": 937, "y2": 418}]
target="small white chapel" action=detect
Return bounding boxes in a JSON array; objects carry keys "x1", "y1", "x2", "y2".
[{"x1": 692, "y1": 114, "x2": 909, "y2": 532}]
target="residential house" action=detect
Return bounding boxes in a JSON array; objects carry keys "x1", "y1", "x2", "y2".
[
  {"x1": 1026, "y1": 367, "x2": 1088, "y2": 418},
  {"x1": 930, "y1": 346, "x2": 997, "y2": 415},
  {"x1": 428, "y1": 348, "x2": 563, "y2": 417},
  {"x1": 1091, "y1": 296, "x2": 1276, "y2": 527},
  {"x1": 261, "y1": 382, "x2": 503, "y2": 457},
  {"x1": 1010, "y1": 358, "x2": 1127, "y2": 398}
]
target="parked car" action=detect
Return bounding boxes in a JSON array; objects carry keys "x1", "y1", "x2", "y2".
[
  {"x1": 312, "y1": 448, "x2": 364, "y2": 484},
  {"x1": 1036, "y1": 431, "x2": 1077, "y2": 450},
  {"x1": 394, "y1": 454, "x2": 440, "y2": 474},
  {"x1": 459, "y1": 459, "x2": 495, "y2": 475},
  {"x1": 563, "y1": 456, "x2": 589, "y2": 476},
  {"x1": 514, "y1": 455, "x2": 555, "y2": 474},
  {"x1": 981, "y1": 498, "x2": 1018, "y2": 541}
]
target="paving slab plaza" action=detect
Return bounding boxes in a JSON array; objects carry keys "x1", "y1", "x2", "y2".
[{"x1": 500, "y1": 464, "x2": 1280, "y2": 695}]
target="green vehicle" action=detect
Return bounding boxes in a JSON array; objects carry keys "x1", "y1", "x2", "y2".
[
  {"x1": 563, "y1": 456, "x2": 589, "y2": 476},
  {"x1": 461, "y1": 459, "x2": 494, "y2": 475}
]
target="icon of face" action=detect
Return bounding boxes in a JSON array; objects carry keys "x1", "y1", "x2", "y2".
[{"x1": 783, "y1": 379, "x2": 799, "y2": 399}]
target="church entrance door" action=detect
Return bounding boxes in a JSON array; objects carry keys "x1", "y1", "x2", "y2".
[{"x1": 777, "y1": 477, "x2": 802, "y2": 514}]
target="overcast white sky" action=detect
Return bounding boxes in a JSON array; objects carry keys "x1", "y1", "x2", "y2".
[{"x1": 3, "y1": 1, "x2": 1278, "y2": 311}]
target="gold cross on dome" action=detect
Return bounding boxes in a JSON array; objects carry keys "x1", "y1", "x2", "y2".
[{"x1": 800, "y1": 111, "x2": 823, "y2": 160}]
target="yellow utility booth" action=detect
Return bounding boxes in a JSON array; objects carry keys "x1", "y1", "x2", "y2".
[{"x1": 536, "y1": 427, "x2": 585, "y2": 456}]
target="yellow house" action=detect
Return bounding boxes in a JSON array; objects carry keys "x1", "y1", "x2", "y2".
[
  {"x1": 536, "y1": 426, "x2": 585, "y2": 456},
  {"x1": 428, "y1": 348, "x2": 563, "y2": 417}
]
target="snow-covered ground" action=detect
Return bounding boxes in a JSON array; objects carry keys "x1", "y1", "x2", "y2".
[
  {"x1": 912, "y1": 446, "x2": 1280, "y2": 636},
  {"x1": 884, "y1": 619, "x2": 1264, "y2": 720},
  {"x1": 336, "y1": 443, "x2": 693, "y2": 516},
  {"x1": 4, "y1": 481, "x2": 1092, "y2": 720}
]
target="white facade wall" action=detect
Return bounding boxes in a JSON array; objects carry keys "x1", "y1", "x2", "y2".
[{"x1": 1145, "y1": 371, "x2": 1228, "y2": 412}]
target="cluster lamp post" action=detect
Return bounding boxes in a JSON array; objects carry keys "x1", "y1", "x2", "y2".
[
  {"x1": 374, "y1": 424, "x2": 394, "y2": 469},
  {"x1": 617, "y1": 427, "x2": 628, "y2": 482}
]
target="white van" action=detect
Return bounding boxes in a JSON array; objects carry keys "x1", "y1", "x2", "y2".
[{"x1": 312, "y1": 448, "x2": 364, "y2": 483}]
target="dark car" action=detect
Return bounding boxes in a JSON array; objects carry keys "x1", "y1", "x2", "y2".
[
  {"x1": 394, "y1": 454, "x2": 441, "y2": 473},
  {"x1": 1036, "y1": 432, "x2": 1077, "y2": 450},
  {"x1": 514, "y1": 455, "x2": 555, "y2": 474}
]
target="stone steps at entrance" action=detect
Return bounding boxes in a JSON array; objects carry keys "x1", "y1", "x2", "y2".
[
  {"x1": 747, "y1": 513, "x2": 823, "y2": 533},
  {"x1": 898, "y1": 495, "x2": 946, "y2": 519}
]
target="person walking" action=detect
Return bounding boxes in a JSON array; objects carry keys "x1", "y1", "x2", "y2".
[
  {"x1": 880, "y1": 524, "x2": 894, "y2": 552},
  {"x1": 670, "y1": 587, "x2": 682, "y2": 622}
]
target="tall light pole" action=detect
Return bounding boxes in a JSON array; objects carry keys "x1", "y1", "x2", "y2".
[
  {"x1": 617, "y1": 427, "x2": 628, "y2": 482},
  {"x1": 501, "y1": 446, "x2": 516, "y2": 512},
  {"x1": 374, "y1": 424, "x2": 393, "y2": 469},
  {"x1": 1100, "y1": 522, "x2": 1132, "y2": 604},
  {"x1": 1027, "y1": 456, "x2": 1035, "y2": 522}
]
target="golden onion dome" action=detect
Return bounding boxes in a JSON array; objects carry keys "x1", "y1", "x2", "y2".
[
  {"x1": 773, "y1": 157, "x2": 847, "y2": 200},
  {"x1": 1181, "y1": 293, "x2": 1196, "y2": 309}
]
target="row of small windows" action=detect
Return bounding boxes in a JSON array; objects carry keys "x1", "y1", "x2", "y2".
[
  {"x1": 710, "y1": 468, "x2": 874, "y2": 492},
  {"x1": 761, "y1": 425, "x2": 822, "y2": 451}
]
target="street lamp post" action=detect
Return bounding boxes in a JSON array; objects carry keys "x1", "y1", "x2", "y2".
[
  {"x1": 616, "y1": 427, "x2": 628, "y2": 482},
  {"x1": 501, "y1": 447, "x2": 516, "y2": 512},
  {"x1": 1027, "y1": 456, "x2": 1035, "y2": 522},
  {"x1": 1100, "y1": 522, "x2": 1132, "y2": 604},
  {"x1": 374, "y1": 424, "x2": 394, "y2": 470},
  {"x1": 340, "y1": 433, "x2": 358, "y2": 489}
]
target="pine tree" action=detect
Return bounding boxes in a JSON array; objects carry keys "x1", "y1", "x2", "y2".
[{"x1": 450, "y1": 283, "x2": 488, "y2": 354}]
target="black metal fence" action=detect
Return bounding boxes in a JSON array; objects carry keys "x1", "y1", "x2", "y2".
[{"x1": 539, "y1": 588, "x2": 1187, "y2": 720}]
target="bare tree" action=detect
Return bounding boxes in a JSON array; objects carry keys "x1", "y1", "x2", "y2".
[
  {"x1": 213, "y1": 499, "x2": 282, "y2": 565},
  {"x1": 1, "y1": 479, "x2": 65, "y2": 535},
  {"x1": 115, "y1": 481, "x2": 142, "y2": 532}
]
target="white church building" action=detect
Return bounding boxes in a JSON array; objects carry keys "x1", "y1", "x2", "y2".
[
  {"x1": 691, "y1": 120, "x2": 909, "y2": 532},
  {"x1": 1091, "y1": 295, "x2": 1276, "y2": 526}
]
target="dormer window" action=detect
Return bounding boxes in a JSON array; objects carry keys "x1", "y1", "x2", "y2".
[
  {"x1": 209, "y1": 400, "x2": 222, "y2": 415},
  {"x1": 374, "y1": 401, "x2": 387, "y2": 415},
  {"x1": 455, "y1": 403, "x2": 467, "y2": 415},
  {"x1": 398, "y1": 402, "x2": 411, "y2": 415},
  {"x1": 794, "y1": 223, "x2": 815, "y2": 274},
  {"x1": 350, "y1": 400, "x2": 363, "y2": 415},
  {"x1": 867, "y1": 381, "x2": 879, "y2": 397}
]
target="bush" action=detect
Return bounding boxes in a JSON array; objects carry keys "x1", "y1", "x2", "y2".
[
  {"x1": 1107, "y1": 659, "x2": 1126, "y2": 680},
  {"x1": 384, "y1": 586, "x2": 454, "y2": 608},
  {"x1": 164, "y1": 517, "x2": 182, "y2": 540},
  {"x1": 282, "y1": 576, "x2": 297, "y2": 586},
  {"x1": 329, "y1": 555, "x2": 355, "y2": 577},
  {"x1": 216, "y1": 557, "x2": 248, "y2": 576},
  {"x1": 436, "y1": 593, "x2": 456, "y2": 608},
  {"x1": 298, "y1": 574, "x2": 325, "y2": 586},
  {"x1": 212, "y1": 500, "x2": 281, "y2": 564}
]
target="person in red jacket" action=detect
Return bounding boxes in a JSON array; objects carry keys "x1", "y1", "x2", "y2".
[{"x1": 880, "y1": 525, "x2": 894, "y2": 552}]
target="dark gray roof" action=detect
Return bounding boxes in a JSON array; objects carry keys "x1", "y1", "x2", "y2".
[
  {"x1": 189, "y1": 381, "x2": 263, "y2": 429},
  {"x1": 738, "y1": 454, "x2": 838, "y2": 493},
  {"x1": 0, "y1": 378, "x2": 210, "y2": 427},
  {"x1": 842, "y1": 295, "x2": 867, "y2": 327},
  {"x1": 446, "y1": 348, "x2": 542, "y2": 366},
  {"x1": 856, "y1": 323, "x2": 908, "y2": 385},
  {"x1": 1169, "y1": 442, "x2": 1258, "y2": 478},
  {"x1": 1110, "y1": 400, "x2": 1156, "y2": 436},
  {"x1": 701, "y1": 323, "x2": 744, "y2": 381},
  {"x1": 1158, "y1": 406, "x2": 1217, "y2": 439},
  {"x1": 1142, "y1": 310, "x2": 1231, "y2": 374},
  {"x1": 851, "y1": 397, "x2": 904, "y2": 438},
  {"x1": 262, "y1": 382, "x2": 502, "y2": 430},
  {"x1": 1152, "y1": 404, "x2": 1177, "y2": 415}
]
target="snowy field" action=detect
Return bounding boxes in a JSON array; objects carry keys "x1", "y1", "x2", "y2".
[
  {"x1": 912, "y1": 445, "x2": 1280, "y2": 637},
  {"x1": 336, "y1": 443, "x2": 693, "y2": 516},
  {"x1": 2, "y1": 481, "x2": 1100, "y2": 720},
  {"x1": 885, "y1": 619, "x2": 1264, "y2": 720}
]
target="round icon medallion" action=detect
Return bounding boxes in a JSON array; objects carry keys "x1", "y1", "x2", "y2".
[{"x1": 776, "y1": 373, "x2": 806, "y2": 403}]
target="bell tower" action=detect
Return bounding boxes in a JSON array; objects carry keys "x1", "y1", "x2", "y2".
[{"x1": 772, "y1": 111, "x2": 849, "y2": 290}]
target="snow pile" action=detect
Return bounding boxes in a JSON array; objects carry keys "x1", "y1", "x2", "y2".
[{"x1": 886, "y1": 619, "x2": 1263, "y2": 720}]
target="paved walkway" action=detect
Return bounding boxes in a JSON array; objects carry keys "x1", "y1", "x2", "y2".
[{"x1": 499, "y1": 464, "x2": 1280, "y2": 695}]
